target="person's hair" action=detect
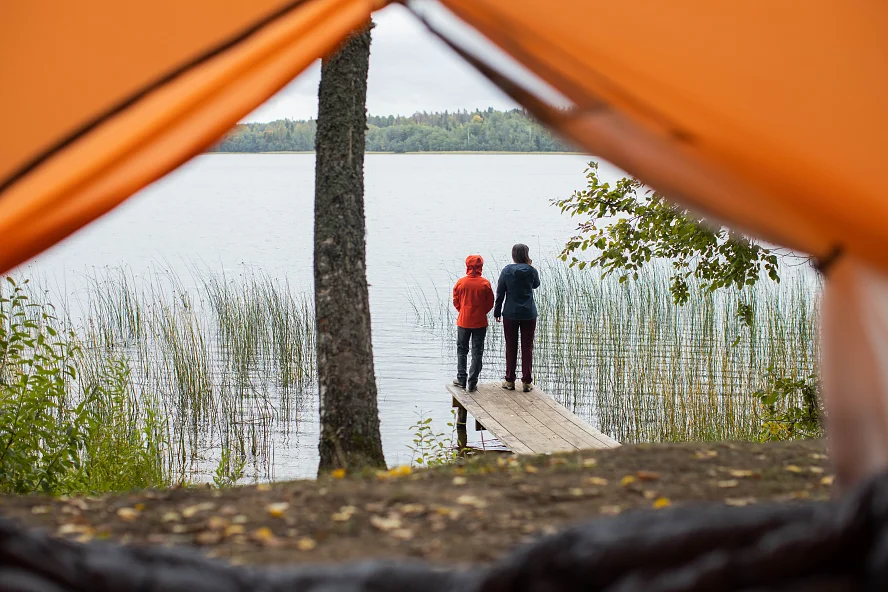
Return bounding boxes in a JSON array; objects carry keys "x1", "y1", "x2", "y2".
[{"x1": 512, "y1": 243, "x2": 531, "y2": 264}]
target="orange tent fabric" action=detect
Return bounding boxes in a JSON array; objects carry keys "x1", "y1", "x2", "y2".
[{"x1": 0, "y1": 0, "x2": 386, "y2": 273}]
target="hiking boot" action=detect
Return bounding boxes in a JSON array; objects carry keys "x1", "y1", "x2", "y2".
[
  {"x1": 452, "y1": 379, "x2": 466, "y2": 389},
  {"x1": 501, "y1": 379, "x2": 515, "y2": 390},
  {"x1": 522, "y1": 382, "x2": 534, "y2": 392}
]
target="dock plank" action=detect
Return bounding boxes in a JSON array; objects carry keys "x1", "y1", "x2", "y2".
[{"x1": 446, "y1": 383, "x2": 619, "y2": 455}]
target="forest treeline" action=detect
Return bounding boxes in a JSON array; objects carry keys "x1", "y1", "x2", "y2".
[{"x1": 210, "y1": 108, "x2": 572, "y2": 153}]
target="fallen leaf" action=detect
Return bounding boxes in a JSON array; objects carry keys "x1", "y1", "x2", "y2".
[
  {"x1": 57, "y1": 523, "x2": 94, "y2": 536},
  {"x1": 116, "y1": 507, "x2": 140, "y2": 521},
  {"x1": 568, "y1": 488, "x2": 584, "y2": 497},
  {"x1": 182, "y1": 502, "x2": 215, "y2": 518},
  {"x1": 808, "y1": 466, "x2": 825, "y2": 474},
  {"x1": 810, "y1": 453, "x2": 828, "y2": 460},
  {"x1": 456, "y1": 495, "x2": 488, "y2": 509},
  {"x1": 452, "y1": 476, "x2": 467, "y2": 486},
  {"x1": 207, "y1": 516, "x2": 229, "y2": 530},
  {"x1": 582, "y1": 458, "x2": 598, "y2": 468},
  {"x1": 784, "y1": 465, "x2": 803, "y2": 473},
  {"x1": 620, "y1": 475, "x2": 636, "y2": 487},
  {"x1": 31, "y1": 506, "x2": 50, "y2": 515},
  {"x1": 232, "y1": 514, "x2": 249, "y2": 524},
  {"x1": 225, "y1": 524, "x2": 246, "y2": 536},
  {"x1": 256, "y1": 483, "x2": 272, "y2": 491},
  {"x1": 297, "y1": 536, "x2": 317, "y2": 551},
  {"x1": 133, "y1": 503, "x2": 145, "y2": 512},
  {"x1": 599, "y1": 505, "x2": 622, "y2": 516},
  {"x1": 391, "y1": 528, "x2": 414, "y2": 540},
  {"x1": 821, "y1": 475, "x2": 835, "y2": 486},
  {"x1": 728, "y1": 469, "x2": 759, "y2": 479},
  {"x1": 524, "y1": 465, "x2": 539, "y2": 474},
  {"x1": 584, "y1": 477, "x2": 608, "y2": 486},
  {"x1": 251, "y1": 527, "x2": 276, "y2": 542},
  {"x1": 717, "y1": 480, "x2": 739, "y2": 488},
  {"x1": 332, "y1": 505, "x2": 358, "y2": 522},
  {"x1": 652, "y1": 497, "x2": 671, "y2": 509},
  {"x1": 388, "y1": 465, "x2": 412, "y2": 477},
  {"x1": 636, "y1": 471, "x2": 660, "y2": 481},
  {"x1": 549, "y1": 457, "x2": 567, "y2": 466},
  {"x1": 643, "y1": 490, "x2": 658, "y2": 500},
  {"x1": 370, "y1": 514, "x2": 403, "y2": 531},
  {"x1": 331, "y1": 468, "x2": 346, "y2": 479},
  {"x1": 693, "y1": 449, "x2": 718, "y2": 459},
  {"x1": 266, "y1": 502, "x2": 290, "y2": 518},
  {"x1": 400, "y1": 504, "x2": 425, "y2": 515},
  {"x1": 161, "y1": 512, "x2": 181, "y2": 523},
  {"x1": 724, "y1": 497, "x2": 757, "y2": 507},
  {"x1": 196, "y1": 531, "x2": 222, "y2": 545}
]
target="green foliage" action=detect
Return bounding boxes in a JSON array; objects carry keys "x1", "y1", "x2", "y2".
[
  {"x1": 213, "y1": 444, "x2": 247, "y2": 488},
  {"x1": 0, "y1": 278, "x2": 168, "y2": 495},
  {"x1": 211, "y1": 108, "x2": 570, "y2": 153},
  {"x1": 408, "y1": 412, "x2": 458, "y2": 467},
  {"x1": 554, "y1": 162, "x2": 789, "y2": 325},
  {"x1": 757, "y1": 370, "x2": 823, "y2": 441}
]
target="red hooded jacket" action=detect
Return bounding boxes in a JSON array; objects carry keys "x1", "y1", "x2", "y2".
[{"x1": 453, "y1": 255, "x2": 495, "y2": 328}]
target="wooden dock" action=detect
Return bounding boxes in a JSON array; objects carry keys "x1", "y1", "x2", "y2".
[{"x1": 446, "y1": 383, "x2": 619, "y2": 455}]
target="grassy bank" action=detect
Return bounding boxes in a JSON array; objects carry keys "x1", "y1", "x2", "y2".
[{"x1": 2, "y1": 269, "x2": 315, "y2": 493}]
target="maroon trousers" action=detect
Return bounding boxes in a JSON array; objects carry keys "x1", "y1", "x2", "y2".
[{"x1": 503, "y1": 318, "x2": 537, "y2": 384}]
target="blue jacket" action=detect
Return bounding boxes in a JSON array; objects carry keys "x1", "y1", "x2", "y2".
[{"x1": 493, "y1": 263, "x2": 540, "y2": 320}]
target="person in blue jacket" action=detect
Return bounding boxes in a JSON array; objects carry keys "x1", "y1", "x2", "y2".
[{"x1": 493, "y1": 243, "x2": 541, "y2": 392}]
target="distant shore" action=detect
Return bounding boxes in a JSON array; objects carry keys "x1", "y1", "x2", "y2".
[{"x1": 208, "y1": 150, "x2": 588, "y2": 156}]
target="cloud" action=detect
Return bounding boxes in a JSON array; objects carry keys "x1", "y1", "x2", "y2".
[{"x1": 246, "y1": 4, "x2": 518, "y2": 122}]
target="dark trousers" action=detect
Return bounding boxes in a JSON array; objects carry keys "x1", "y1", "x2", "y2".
[
  {"x1": 456, "y1": 326, "x2": 487, "y2": 388},
  {"x1": 503, "y1": 318, "x2": 536, "y2": 384}
]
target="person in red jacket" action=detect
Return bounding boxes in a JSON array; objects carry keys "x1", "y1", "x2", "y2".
[{"x1": 452, "y1": 254, "x2": 495, "y2": 392}]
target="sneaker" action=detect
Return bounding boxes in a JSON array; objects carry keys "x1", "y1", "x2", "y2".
[
  {"x1": 467, "y1": 383, "x2": 477, "y2": 392},
  {"x1": 452, "y1": 379, "x2": 466, "y2": 389},
  {"x1": 522, "y1": 382, "x2": 534, "y2": 392},
  {"x1": 501, "y1": 379, "x2": 515, "y2": 390}
]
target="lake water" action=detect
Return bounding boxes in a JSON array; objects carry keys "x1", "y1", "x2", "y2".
[{"x1": 25, "y1": 153, "x2": 619, "y2": 479}]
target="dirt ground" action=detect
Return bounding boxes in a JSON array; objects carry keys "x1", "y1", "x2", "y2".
[{"x1": 0, "y1": 440, "x2": 833, "y2": 567}]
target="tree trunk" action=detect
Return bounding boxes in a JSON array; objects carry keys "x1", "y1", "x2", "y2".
[{"x1": 314, "y1": 23, "x2": 386, "y2": 474}]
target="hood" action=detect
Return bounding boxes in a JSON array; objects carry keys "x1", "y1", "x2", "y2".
[
  {"x1": 465, "y1": 255, "x2": 484, "y2": 277},
  {"x1": 513, "y1": 263, "x2": 533, "y2": 279}
]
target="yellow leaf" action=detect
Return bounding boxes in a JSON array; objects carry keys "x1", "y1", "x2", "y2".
[
  {"x1": 724, "y1": 497, "x2": 756, "y2": 507},
  {"x1": 225, "y1": 524, "x2": 246, "y2": 536},
  {"x1": 388, "y1": 465, "x2": 412, "y2": 477},
  {"x1": 116, "y1": 507, "x2": 140, "y2": 521},
  {"x1": 31, "y1": 506, "x2": 50, "y2": 515},
  {"x1": 728, "y1": 469, "x2": 759, "y2": 478},
  {"x1": 582, "y1": 458, "x2": 598, "y2": 468},
  {"x1": 524, "y1": 465, "x2": 539, "y2": 474},
  {"x1": 452, "y1": 476, "x2": 467, "y2": 486},
  {"x1": 652, "y1": 497, "x2": 671, "y2": 509},
  {"x1": 643, "y1": 490, "x2": 658, "y2": 500},
  {"x1": 251, "y1": 527, "x2": 275, "y2": 542},
  {"x1": 370, "y1": 514, "x2": 403, "y2": 531},
  {"x1": 133, "y1": 503, "x2": 145, "y2": 512},
  {"x1": 456, "y1": 495, "x2": 488, "y2": 509},
  {"x1": 297, "y1": 536, "x2": 317, "y2": 551},
  {"x1": 331, "y1": 468, "x2": 346, "y2": 479},
  {"x1": 808, "y1": 466, "x2": 825, "y2": 474},
  {"x1": 568, "y1": 488, "x2": 584, "y2": 497},
  {"x1": 784, "y1": 465, "x2": 803, "y2": 473},
  {"x1": 821, "y1": 475, "x2": 835, "y2": 486},
  {"x1": 693, "y1": 449, "x2": 718, "y2": 459},
  {"x1": 717, "y1": 479, "x2": 739, "y2": 488},
  {"x1": 392, "y1": 528, "x2": 414, "y2": 540},
  {"x1": 620, "y1": 475, "x2": 636, "y2": 487},
  {"x1": 266, "y1": 502, "x2": 290, "y2": 518},
  {"x1": 332, "y1": 505, "x2": 358, "y2": 522},
  {"x1": 584, "y1": 477, "x2": 608, "y2": 486},
  {"x1": 256, "y1": 483, "x2": 272, "y2": 491},
  {"x1": 182, "y1": 502, "x2": 215, "y2": 518},
  {"x1": 599, "y1": 505, "x2": 622, "y2": 516}
]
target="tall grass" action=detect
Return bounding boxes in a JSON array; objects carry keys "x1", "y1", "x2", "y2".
[
  {"x1": 411, "y1": 262, "x2": 821, "y2": 444},
  {"x1": 22, "y1": 267, "x2": 315, "y2": 485}
]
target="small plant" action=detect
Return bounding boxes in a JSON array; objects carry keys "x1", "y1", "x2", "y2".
[
  {"x1": 213, "y1": 442, "x2": 247, "y2": 488},
  {"x1": 408, "y1": 412, "x2": 458, "y2": 467},
  {"x1": 757, "y1": 370, "x2": 823, "y2": 441}
]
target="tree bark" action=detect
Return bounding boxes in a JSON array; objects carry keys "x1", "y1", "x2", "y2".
[{"x1": 314, "y1": 23, "x2": 386, "y2": 474}]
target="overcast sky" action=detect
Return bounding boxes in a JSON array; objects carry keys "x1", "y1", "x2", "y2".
[{"x1": 247, "y1": 3, "x2": 521, "y2": 122}]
